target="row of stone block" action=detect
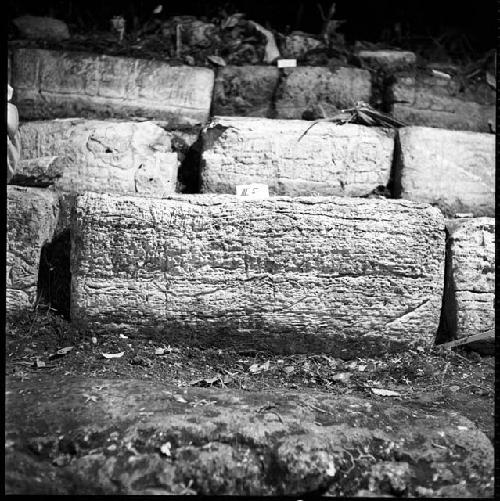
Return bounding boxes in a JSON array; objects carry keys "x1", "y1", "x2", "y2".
[
  {"x1": 14, "y1": 117, "x2": 495, "y2": 217},
  {"x1": 10, "y1": 48, "x2": 494, "y2": 132},
  {"x1": 6, "y1": 186, "x2": 494, "y2": 354}
]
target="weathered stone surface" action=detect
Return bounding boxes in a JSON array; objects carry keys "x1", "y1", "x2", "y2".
[
  {"x1": 281, "y1": 32, "x2": 324, "y2": 59},
  {"x1": 71, "y1": 192, "x2": 445, "y2": 355},
  {"x1": 439, "y1": 218, "x2": 495, "y2": 345},
  {"x1": 392, "y1": 72, "x2": 495, "y2": 132},
  {"x1": 201, "y1": 117, "x2": 395, "y2": 196},
  {"x1": 357, "y1": 50, "x2": 416, "y2": 71},
  {"x1": 13, "y1": 16, "x2": 70, "y2": 41},
  {"x1": 275, "y1": 66, "x2": 371, "y2": 119},
  {"x1": 6, "y1": 187, "x2": 62, "y2": 310},
  {"x1": 11, "y1": 48, "x2": 214, "y2": 126},
  {"x1": 5, "y1": 374, "x2": 494, "y2": 496},
  {"x1": 397, "y1": 126, "x2": 495, "y2": 217},
  {"x1": 212, "y1": 66, "x2": 279, "y2": 117},
  {"x1": 15, "y1": 119, "x2": 178, "y2": 196}
]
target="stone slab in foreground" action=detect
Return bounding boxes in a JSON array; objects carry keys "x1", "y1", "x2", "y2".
[
  {"x1": 397, "y1": 127, "x2": 495, "y2": 217},
  {"x1": 201, "y1": 117, "x2": 395, "y2": 196},
  {"x1": 439, "y1": 218, "x2": 495, "y2": 351},
  {"x1": 7, "y1": 187, "x2": 62, "y2": 310},
  {"x1": 71, "y1": 193, "x2": 445, "y2": 355},
  {"x1": 11, "y1": 48, "x2": 214, "y2": 126},
  {"x1": 15, "y1": 119, "x2": 178, "y2": 196},
  {"x1": 5, "y1": 375, "x2": 493, "y2": 496}
]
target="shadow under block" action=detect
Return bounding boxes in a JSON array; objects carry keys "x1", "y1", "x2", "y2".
[{"x1": 70, "y1": 192, "x2": 445, "y2": 355}]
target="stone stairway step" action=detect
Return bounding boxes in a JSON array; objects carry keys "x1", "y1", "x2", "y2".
[
  {"x1": 7, "y1": 187, "x2": 63, "y2": 310},
  {"x1": 5, "y1": 374, "x2": 493, "y2": 496},
  {"x1": 212, "y1": 66, "x2": 372, "y2": 119},
  {"x1": 392, "y1": 72, "x2": 495, "y2": 133},
  {"x1": 15, "y1": 119, "x2": 178, "y2": 196},
  {"x1": 10, "y1": 48, "x2": 214, "y2": 125},
  {"x1": 212, "y1": 66, "x2": 279, "y2": 117},
  {"x1": 397, "y1": 127, "x2": 495, "y2": 216},
  {"x1": 274, "y1": 66, "x2": 371, "y2": 119},
  {"x1": 70, "y1": 192, "x2": 445, "y2": 356},
  {"x1": 438, "y1": 217, "x2": 495, "y2": 352},
  {"x1": 201, "y1": 117, "x2": 395, "y2": 196}
]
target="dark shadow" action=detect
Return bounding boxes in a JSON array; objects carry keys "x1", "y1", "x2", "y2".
[
  {"x1": 435, "y1": 229, "x2": 458, "y2": 344},
  {"x1": 388, "y1": 130, "x2": 402, "y2": 198},
  {"x1": 36, "y1": 229, "x2": 71, "y2": 319}
]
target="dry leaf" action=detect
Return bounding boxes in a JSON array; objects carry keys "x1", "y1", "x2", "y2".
[
  {"x1": 332, "y1": 372, "x2": 351, "y2": 382},
  {"x1": 102, "y1": 352, "x2": 124, "y2": 359},
  {"x1": 160, "y1": 442, "x2": 171, "y2": 456},
  {"x1": 371, "y1": 388, "x2": 401, "y2": 397},
  {"x1": 49, "y1": 346, "x2": 74, "y2": 360},
  {"x1": 207, "y1": 55, "x2": 226, "y2": 66},
  {"x1": 486, "y1": 71, "x2": 496, "y2": 89},
  {"x1": 221, "y1": 13, "x2": 244, "y2": 29},
  {"x1": 248, "y1": 21, "x2": 280, "y2": 63},
  {"x1": 326, "y1": 461, "x2": 337, "y2": 477}
]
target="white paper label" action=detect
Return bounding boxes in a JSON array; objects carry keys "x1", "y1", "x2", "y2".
[
  {"x1": 277, "y1": 59, "x2": 297, "y2": 68},
  {"x1": 236, "y1": 183, "x2": 269, "y2": 199}
]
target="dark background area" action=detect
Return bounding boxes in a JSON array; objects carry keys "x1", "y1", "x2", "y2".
[{"x1": 6, "y1": 0, "x2": 497, "y2": 54}]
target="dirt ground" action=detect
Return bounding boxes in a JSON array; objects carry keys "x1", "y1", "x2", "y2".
[{"x1": 6, "y1": 310, "x2": 494, "y2": 443}]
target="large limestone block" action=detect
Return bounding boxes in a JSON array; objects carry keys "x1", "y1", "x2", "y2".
[
  {"x1": 12, "y1": 16, "x2": 70, "y2": 41},
  {"x1": 275, "y1": 66, "x2": 371, "y2": 119},
  {"x1": 201, "y1": 117, "x2": 395, "y2": 196},
  {"x1": 356, "y1": 50, "x2": 416, "y2": 72},
  {"x1": 15, "y1": 119, "x2": 178, "y2": 196},
  {"x1": 7, "y1": 187, "x2": 62, "y2": 310},
  {"x1": 11, "y1": 48, "x2": 214, "y2": 126},
  {"x1": 397, "y1": 127, "x2": 495, "y2": 217},
  {"x1": 212, "y1": 66, "x2": 279, "y2": 117},
  {"x1": 71, "y1": 193, "x2": 445, "y2": 355},
  {"x1": 439, "y1": 218, "x2": 495, "y2": 345},
  {"x1": 392, "y1": 73, "x2": 495, "y2": 132}
]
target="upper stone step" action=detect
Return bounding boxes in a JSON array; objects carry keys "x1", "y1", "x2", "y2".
[
  {"x1": 10, "y1": 48, "x2": 214, "y2": 126},
  {"x1": 15, "y1": 119, "x2": 178, "y2": 196},
  {"x1": 392, "y1": 72, "x2": 495, "y2": 133},
  {"x1": 70, "y1": 192, "x2": 445, "y2": 356},
  {"x1": 212, "y1": 65, "x2": 371, "y2": 119},
  {"x1": 201, "y1": 117, "x2": 395, "y2": 196}
]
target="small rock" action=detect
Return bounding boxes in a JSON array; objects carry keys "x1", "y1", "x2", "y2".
[
  {"x1": 282, "y1": 31, "x2": 324, "y2": 59},
  {"x1": 130, "y1": 356, "x2": 150, "y2": 367},
  {"x1": 13, "y1": 16, "x2": 70, "y2": 41}
]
